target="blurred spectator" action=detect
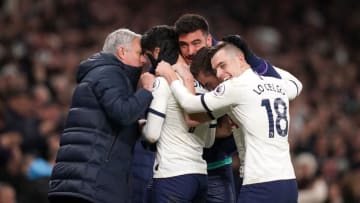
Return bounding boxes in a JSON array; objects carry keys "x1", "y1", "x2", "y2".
[
  {"x1": 0, "y1": 130, "x2": 30, "y2": 203},
  {"x1": 340, "y1": 166, "x2": 360, "y2": 203},
  {"x1": 295, "y1": 153, "x2": 328, "y2": 203},
  {"x1": 45, "y1": 132, "x2": 60, "y2": 166},
  {"x1": 0, "y1": 181, "x2": 16, "y2": 203},
  {"x1": 22, "y1": 153, "x2": 52, "y2": 203},
  {"x1": 3, "y1": 90, "x2": 47, "y2": 158},
  {"x1": 327, "y1": 182, "x2": 344, "y2": 203},
  {"x1": 23, "y1": 154, "x2": 52, "y2": 181}
]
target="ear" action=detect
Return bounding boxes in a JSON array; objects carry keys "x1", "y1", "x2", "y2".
[
  {"x1": 237, "y1": 52, "x2": 246, "y2": 63},
  {"x1": 206, "y1": 34, "x2": 212, "y2": 46},
  {"x1": 153, "y1": 47, "x2": 160, "y2": 60},
  {"x1": 116, "y1": 47, "x2": 126, "y2": 60}
]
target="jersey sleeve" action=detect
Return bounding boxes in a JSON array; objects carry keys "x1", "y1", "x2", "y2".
[
  {"x1": 170, "y1": 80, "x2": 233, "y2": 118},
  {"x1": 232, "y1": 127, "x2": 245, "y2": 177},
  {"x1": 204, "y1": 120, "x2": 217, "y2": 148},
  {"x1": 143, "y1": 77, "x2": 170, "y2": 143},
  {"x1": 275, "y1": 67, "x2": 303, "y2": 100}
]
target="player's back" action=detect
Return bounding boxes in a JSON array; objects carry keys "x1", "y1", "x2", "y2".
[
  {"x1": 153, "y1": 77, "x2": 214, "y2": 178},
  {"x1": 227, "y1": 69, "x2": 295, "y2": 185}
]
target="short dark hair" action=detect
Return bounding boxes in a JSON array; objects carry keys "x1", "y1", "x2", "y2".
[
  {"x1": 141, "y1": 25, "x2": 177, "y2": 52},
  {"x1": 174, "y1": 14, "x2": 209, "y2": 36},
  {"x1": 190, "y1": 47, "x2": 214, "y2": 78},
  {"x1": 141, "y1": 25, "x2": 179, "y2": 67}
]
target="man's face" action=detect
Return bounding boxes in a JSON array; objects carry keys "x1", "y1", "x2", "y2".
[
  {"x1": 122, "y1": 38, "x2": 146, "y2": 67},
  {"x1": 178, "y1": 30, "x2": 211, "y2": 65},
  {"x1": 211, "y1": 48, "x2": 242, "y2": 82},
  {"x1": 196, "y1": 71, "x2": 220, "y2": 91}
]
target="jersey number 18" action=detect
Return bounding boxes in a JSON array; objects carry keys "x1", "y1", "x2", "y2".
[{"x1": 261, "y1": 98, "x2": 288, "y2": 138}]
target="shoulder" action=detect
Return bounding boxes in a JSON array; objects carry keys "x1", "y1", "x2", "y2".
[
  {"x1": 94, "y1": 65, "x2": 126, "y2": 80},
  {"x1": 153, "y1": 77, "x2": 171, "y2": 92},
  {"x1": 154, "y1": 77, "x2": 169, "y2": 87},
  {"x1": 85, "y1": 66, "x2": 128, "y2": 92},
  {"x1": 209, "y1": 78, "x2": 245, "y2": 98}
]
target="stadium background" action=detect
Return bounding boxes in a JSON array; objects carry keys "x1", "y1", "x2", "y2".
[{"x1": 0, "y1": 0, "x2": 359, "y2": 202}]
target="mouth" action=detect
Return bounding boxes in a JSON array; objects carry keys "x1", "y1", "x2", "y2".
[
  {"x1": 186, "y1": 56, "x2": 193, "y2": 61},
  {"x1": 222, "y1": 76, "x2": 231, "y2": 81}
]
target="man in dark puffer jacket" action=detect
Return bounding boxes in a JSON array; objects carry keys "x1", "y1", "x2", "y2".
[{"x1": 48, "y1": 28, "x2": 155, "y2": 203}]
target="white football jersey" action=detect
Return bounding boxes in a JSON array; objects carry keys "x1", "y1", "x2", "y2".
[
  {"x1": 170, "y1": 68, "x2": 302, "y2": 185},
  {"x1": 143, "y1": 76, "x2": 216, "y2": 178},
  {"x1": 232, "y1": 127, "x2": 245, "y2": 178}
]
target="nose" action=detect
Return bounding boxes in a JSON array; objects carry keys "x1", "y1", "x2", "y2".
[
  {"x1": 216, "y1": 68, "x2": 222, "y2": 80},
  {"x1": 140, "y1": 55, "x2": 147, "y2": 65},
  {"x1": 188, "y1": 45, "x2": 196, "y2": 55}
]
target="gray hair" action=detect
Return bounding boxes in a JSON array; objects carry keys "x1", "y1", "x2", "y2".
[{"x1": 102, "y1": 28, "x2": 141, "y2": 54}]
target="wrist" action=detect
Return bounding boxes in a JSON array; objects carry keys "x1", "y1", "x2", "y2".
[{"x1": 143, "y1": 85, "x2": 153, "y2": 91}]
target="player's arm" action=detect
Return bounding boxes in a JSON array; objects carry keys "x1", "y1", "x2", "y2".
[
  {"x1": 156, "y1": 61, "x2": 232, "y2": 115},
  {"x1": 172, "y1": 63, "x2": 211, "y2": 125},
  {"x1": 171, "y1": 80, "x2": 232, "y2": 119},
  {"x1": 192, "y1": 118, "x2": 217, "y2": 149},
  {"x1": 275, "y1": 67, "x2": 303, "y2": 100},
  {"x1": 155, "y1": 61, "x2": 211, "y2": 123},
  {"x1": 174, "y1": 63, "x2": 202, "y2": 126},
  {"x1": 143, "y1": 77, "x2": 170, "y2": 143},
  {"x1": 155, "y1": 61, "x2": 205, "y2": 113},
  {"x1": 204, "y1": 120, "x2": 217, "y2": 148}
]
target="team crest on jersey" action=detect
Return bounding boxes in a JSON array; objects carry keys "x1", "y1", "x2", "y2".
[
  {"x1": 194, "y1": 80, "x2": 200, "y2": 87},
  {"x1": 152, "y1": 78, "x2": 161, "y2": 90},
  {"x1": 213, "y1": 83, "x2": 225, "y2": 96},
  {"x1": 194, "y1": 80, "x2": 206, "y2": 89}
]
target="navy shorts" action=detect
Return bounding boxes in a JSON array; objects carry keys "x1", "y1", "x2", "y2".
[
  {"x1": 152, "y1": 174, "x2": 208, "y2": 203},
  {"x1": 130, "y1": 141, "x2": 155, "y2": 203},
  {"x1": 237, "y1": 179, "x2": 298, "y2": 203},
  {"x1": 207, "y1": 164, "x2": 236, "y2": 203}
]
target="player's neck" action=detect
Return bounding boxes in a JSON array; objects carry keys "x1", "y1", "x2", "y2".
[
  {"x1": 237, "y1": 64, "x2": 251, "y2": 76},
  {"x1": 177, "y1": 54, "x2": 187, "y2": 65}
]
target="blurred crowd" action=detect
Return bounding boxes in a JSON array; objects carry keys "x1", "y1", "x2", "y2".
[{"x1": 0, "y1": 0, "x2": 359, "y2": 202}]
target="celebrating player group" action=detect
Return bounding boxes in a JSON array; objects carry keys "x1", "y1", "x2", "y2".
[{"x1": 48, "y1": 13, "x2": 302, "y2": 203}]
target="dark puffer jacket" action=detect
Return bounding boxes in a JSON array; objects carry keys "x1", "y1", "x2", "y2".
[{"x1": 48, "y1": 52, "x2": 153, "y2": 203}]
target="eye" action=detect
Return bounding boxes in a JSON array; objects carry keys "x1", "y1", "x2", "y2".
[
  {"x1": 180, "y1": 44, "x2": 188, "y2": 49},
  {"x1": 192, "y1": 41, "x2": 201, "y2": 46}
]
